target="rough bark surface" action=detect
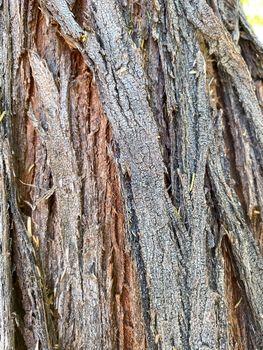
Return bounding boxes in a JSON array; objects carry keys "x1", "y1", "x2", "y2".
[{"x1": 0, "y1": 0, "x2": 263, "y2": 349}]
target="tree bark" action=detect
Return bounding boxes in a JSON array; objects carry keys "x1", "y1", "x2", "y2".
[{"x1": 1, "y1": 0, "x2": 263, "y2": 349}]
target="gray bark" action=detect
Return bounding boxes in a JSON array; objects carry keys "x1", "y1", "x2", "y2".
[{"x1": 1, "y1": 0, "x2": 263, "y2": 349}]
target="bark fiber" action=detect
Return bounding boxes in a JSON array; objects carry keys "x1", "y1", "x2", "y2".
[{"x1": 1, "y1": 0, "x2": 263, "y2": 349}]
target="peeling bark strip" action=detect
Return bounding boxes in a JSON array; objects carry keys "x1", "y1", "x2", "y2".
[
  {"x1": 1, "y1": 0, "x2": 263, "y2": 349},
  {"x1": 29, "y1": 51, "x2": 84, "y2": 348}
]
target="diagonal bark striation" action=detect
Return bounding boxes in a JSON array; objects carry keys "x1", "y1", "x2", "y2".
[{"x1": 0, "y1": 0, "x2": 263, "y2": 349}]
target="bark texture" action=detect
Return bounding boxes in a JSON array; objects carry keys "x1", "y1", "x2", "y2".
[{"x1": 1, "y1": 0, "x2": 263, "y2": 349}]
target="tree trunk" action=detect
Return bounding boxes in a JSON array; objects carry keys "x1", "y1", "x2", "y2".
[{"x1": 1, "y1": 0, "x2": 263, "y2": 349}]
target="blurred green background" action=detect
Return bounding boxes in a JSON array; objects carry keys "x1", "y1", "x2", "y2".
[{"x1": 241, "y1": 0, "x2": 263, "y2": 42}]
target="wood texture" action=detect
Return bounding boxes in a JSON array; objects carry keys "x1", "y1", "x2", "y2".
[{"x1": 0, "y1": 0, "x2": 263, "y2": 349}]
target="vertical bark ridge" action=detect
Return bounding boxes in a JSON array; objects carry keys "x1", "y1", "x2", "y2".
[{"x1": 0, "y1": 145, "x2": 14, "y2": 350}]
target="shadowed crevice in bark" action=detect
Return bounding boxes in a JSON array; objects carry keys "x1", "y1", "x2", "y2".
[
  {"x1": 204, "y1": 168, "x2": 221, "y2": 293},
  {"x1": 219, "y1": 73, "x2": 263, "y2": 250},
  {"x1": 12, "y1": 247, "x2": 27, "y2": 349},
  {"x1": 202, "y1": 33, "x2": 263, "y2": 250},
  {"x1": 222, "y1": 235, "x2": 262, "y2": 349},
  {"x1": 200, "y1": 41, "x2": 250, "y2": 220}
]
